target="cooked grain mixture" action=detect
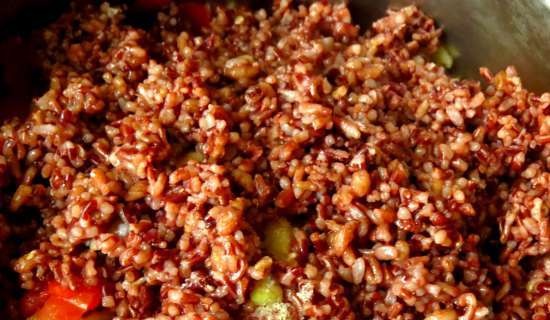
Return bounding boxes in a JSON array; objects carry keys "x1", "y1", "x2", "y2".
[{"x1": 0, "y1": 1, "x2": 549, "y2": 319}]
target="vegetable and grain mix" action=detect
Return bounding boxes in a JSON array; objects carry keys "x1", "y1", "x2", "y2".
[{"x1": 0, "y1": 1, "x2": 548, "y2": 319}]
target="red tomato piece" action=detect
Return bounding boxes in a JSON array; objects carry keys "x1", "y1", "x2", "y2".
[
  {"x1": 29, "y1": 297, "x2": 86, "y2": 320},
  {"x1": 47, "y1": 281, "x2": 102, "y2": 311},
  {"x1": 20, "y1": 286, "x2": 49, "y2": 317},
  {"x1": 181, "y1": 2, "x2": 211, "y2": 29}
]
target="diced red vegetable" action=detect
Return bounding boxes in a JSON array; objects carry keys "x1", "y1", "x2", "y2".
[
  {"x1": 29, "y1": 297, "x2": 86, "y2": 320},
  {"x1": 25, "y1": 280, "x2": 103, "y2": 320},
  {"x1": 20, "y1": 286, "x2": 49, "y2": 318},
  {"x1": 47, "y1": 281, "x2": 102, "y2": 311},
  {"x1": 181, "y1": 2, "x2": 211, "y2": 29}
]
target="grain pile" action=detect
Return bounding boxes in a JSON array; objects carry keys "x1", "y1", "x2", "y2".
[{"x1": 0, "y1": 1, "x2": 548, "y2": 319}]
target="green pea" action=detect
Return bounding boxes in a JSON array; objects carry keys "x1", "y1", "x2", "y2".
[
  {"x1": 251, "y1": 277, "x2": 283, "y2": 306},
  {"x1": 263, "y1": 218, "x2": 293, "y2": 262}
]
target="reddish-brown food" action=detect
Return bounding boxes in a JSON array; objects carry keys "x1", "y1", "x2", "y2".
[
  {"x1": 180, "y1": 2, "x2": 211, "y2": 29},
  {"x1": 29, "y1": 297, "x2": 86, "y2": 320},
  {"x1": 0, "y1": 1, "x2": 549, "y2": 319},
  {"x1": 46, "y1": 281, "x2": 102, "y2": 311},
  {"x1": 21, "y1": 280, "x2": 102, "y2": 319},
  {"x1": 20, "y1": 285, "x2": 49, "y2": 318}
]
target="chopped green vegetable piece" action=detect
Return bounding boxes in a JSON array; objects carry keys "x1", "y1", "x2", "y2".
[
  {"x1": 183, "y1": 151, "x2": 204, "y2": 163},
  {"x1": 446, "y1": 44, "x2": 460, "y2": 58},
  {"x1": 433, "y1": 46, "x2": 453, "y2": 69},
  {"x1": 263, "y1": 218, "x2": 293, "y2": 262},
  {"x1": 251, "y1": 277, "x2": 283, "y2": 306},
  {"x1": 227, "y1": 0, "x2": 237, "y2": 9}
]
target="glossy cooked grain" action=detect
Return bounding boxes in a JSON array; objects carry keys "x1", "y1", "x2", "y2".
[{"x1": 0, "y1": 1, "x2": 549, "y2": 319}]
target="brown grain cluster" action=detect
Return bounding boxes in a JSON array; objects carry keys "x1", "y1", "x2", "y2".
[{"x1": 0, "y1": 1, "x2": 548, "y2": 319}]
